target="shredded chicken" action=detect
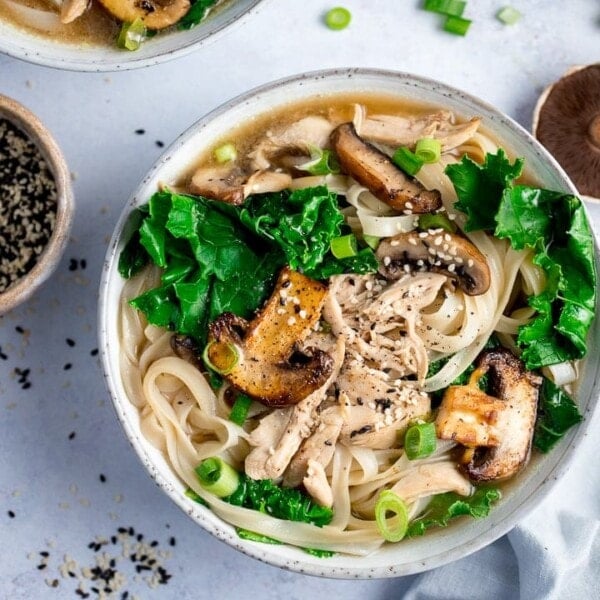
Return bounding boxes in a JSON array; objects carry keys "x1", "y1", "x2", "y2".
[{"x1": 353, "y1": 105, "x2": 481, "y2": 152}]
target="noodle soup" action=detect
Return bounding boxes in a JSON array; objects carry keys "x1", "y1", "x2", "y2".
[{"x1": 101, "y1": 71, "x2": 599, "y2": 575}]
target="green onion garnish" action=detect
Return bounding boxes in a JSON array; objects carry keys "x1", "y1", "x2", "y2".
[
  {"x1": 418, "y1": 212, "x2": 457, "y2": 233},
  {"x1": 299, "y1": 145, "x2": 340, "y2": 175},
  {"x1": 363, "y1": 234, "x2": 380, "y2": 250},
  {"x1": 214, "y1": 142, "x2": 237, "y2": 164},
  {"x1": 229, "y1": 394, "x2": 252, "y2": 426},
  {"x1": 423, "y1": 0, "x2": 466, "y2": 17},
  {"x1": 117, "y1": 18, "x2": 147, "y2": 51},
  {"x1": 375, "y1": 490, "x2": 409, "y2": 542},
  {"x1": 324, "y1": 7, "x2": 352, "y2": 30},
  {"x1": 202, "y1": 341, "x2": 239, "y2": 375},
  {"x1": 330, "y1": 234, "x2": 358, "y2": 259},
  {"x1": 496, "y1": 6, "x2": 521, "y2": 25},
  {"x1": 184, "y1": 487, "x2": 208, "y2": 506},
  {"x1": 443, "y1": 14, "x2": 471, "y2": 35},
  {"x1": 415, "y1": 138, "x2": 442, "y2": 163},
  {"x1": 404, "y1": 422, "x2": 437, "y2": 460},
  {"x1": 392, "y1": 147, "x2": 424, "y2": 176},
  {"x1": 196, "y1": 457, "x2": 240, "y2": 498}
]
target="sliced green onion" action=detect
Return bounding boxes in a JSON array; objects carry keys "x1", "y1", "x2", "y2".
[
  {"x1": 423, "y1": 0, "x2": 466, "y2": 16},
  {"x1": 392, "y1": 147, "x2": 424, "y2": 176},
  {"x1": 375, "y1": 490, "x2": 409, "y2": 542},
  {"x1": 363, "y1": 234, "x2": 380, "y2": 250},
  {"x1": 195, "y1": 457, "x2": 240, "y2": 498},
  {"x1": 229, "y1": 394, "x2": 253, "y2": 426},
  {"x1": 415, "y1": 138, "x2": 442, "y2": 163},
  {"x1": 236, "y1": 528, "x2": 282, "y2": 544},
  {"x1": 298, "y1": 145, "x2": 340, "y2": 175},
  {"x1": 117, "y1": 18, "x2": 147, "y2": 51},
  {"x1": 418, "y1": 212, "x2": 457, "y2": 233},
  {"x1": 184, "y1": 487, "x2": 208, "y2": 506},
  {"x1": 324, "y1": 7, "x2": 351, "y2": 30},
  {"x1": 214, "y1": 142, "x2": 237, "y2": 163},
  {"x1": 443, "y1": 14, "x2": 471, "y2": 35},
  {"x1": 202, "y1": 341, "x2": 239, "y2": 375},
  {"x1": 404, "y1": 422, "x2": 437, "y2": 460},
  {"x1": 496, "y1": 6, "x2": 521, "y2": 25},
  {"x1": 330, "y1": 234, "x2": 358, "y2": 259}
]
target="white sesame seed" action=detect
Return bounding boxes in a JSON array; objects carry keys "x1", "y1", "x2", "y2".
[{"x1": 287, "y1": 317, "x2": 296, "y2": 326}]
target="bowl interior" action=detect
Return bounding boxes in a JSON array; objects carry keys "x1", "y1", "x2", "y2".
[
  {"x1": 99, "y1": 69, "x2": 600, "y2": 578},
  {"x1": 0, "y1": 94, "x2": 73, "y2": 313},
  {"x1": 0, "y1": 0, "x2": 264, "y2": 72}
]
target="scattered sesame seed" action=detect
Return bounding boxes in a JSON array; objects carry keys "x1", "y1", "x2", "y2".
[
  {"x1": 135, "y1": 129, "x2": 145, "y2": 135},
  {"x1": 8, "y1": 510, "x2": 15, "y2": 518},
  {"x1": 66, "y1": 338, "x2": 75, "y2": 347}
]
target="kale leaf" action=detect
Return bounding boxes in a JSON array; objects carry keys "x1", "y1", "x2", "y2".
[
  {"x1": 533, "y1": 377, "x2": 583, "y2": 453},
  {"x1": 177, "y1": 0, "x2": 218, "y2": 30},
  {"x1": 226, "y1": 474, "x2": 333, "y2": 527},
  {"x1": 406, "y1": 487, "x2": 501, "y2": 537},
  {"x1": 445, "y1": 149, "x2": 524, "y2": 231}
]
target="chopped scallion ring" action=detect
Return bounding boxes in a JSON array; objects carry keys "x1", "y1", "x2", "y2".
[
  {"x1": 196, "y1": 457, "x2": 240, "y2": 498},
  {"x1": 375, "y1": 490, "x2": 409, "y2": 542},
  {"x1": 415, "y1": 138, "x2": 442, "y2": 163},
  {"x1": 418, "y1": 212, "x2": 457, "y2": 233},
  {"x1": 298, "y1": 145, "x2": 340, "y2": 175},
  {"x1": 330, "y1": 234, "x2": 358, "y2": 259},
  {"x1": 229, "y1": 394, "x2": 253, "y2": 426},
  {"x1": 202, "y1": 341, "x2": 239, "y2": 375},
  {"x1": 392, "y1": 147, "x2": 424, "y2": 176},
  {"x1": 117, "y1": 18, "x2": 147, "y2": 51},
  {"x1": 496, "y1": 6, "x2": 522, "y2": 25},
  {"x1": 404, "y1": 422, "x2": 437, "y2": 460},
  {"x1": 443, "y1": 14, "x2": 471, "y2": 35},
  {"x1": 214, "y1": 143, "x2": 237, "y2": 163},
  {"x1": 423, "y1": 0, "x2": 466, "y2": 17},
  {"x1": 363, "y1": 234, "x2": 381, "y2": 250},
  {"x1": 324, "y1": 7, "x2": 352, "y2": 30}
]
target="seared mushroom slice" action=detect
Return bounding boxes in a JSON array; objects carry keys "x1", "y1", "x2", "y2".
[
  {"x1": 97, "y1": 0, "x2": 190, "y2": 30},
  {"x1": 206, "y1": 267, "x2": 333, "y2": 407},
  {"x1": 189, "y1": 165, "x2": 246, "y2": 205},
  {"x1": 376, "y1": 230, "x2": 491, "y2": 296},
  {"x1": 330, "y1": 123, "x2": 442, "y2": 213},
  {"x1": 435, "y1": 348, "x2": 542, "y2": 482}
]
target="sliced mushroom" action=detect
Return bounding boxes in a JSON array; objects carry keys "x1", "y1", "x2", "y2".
[
  {"x1": 189, "y1": 165, "x2": 246, "y2": 204},
  {"x1": 206, "y1": 267, "x2": 333, "y2": 407},
  {"x1": 60, "y1": 0, "x2": 89, "y2": 23},
  {"x1": 354, "y1": 107, "x2": 481, "y2": 152},
  {"x1": 97, "y1": 0, "x2": 190, "y2": 29},
  {"x1": 170, "y1": 334, "x2": 202, "y2": 368},
  {"x1": 189, "y1": 166, "x2": 293, "y2": 204},
  {"x1": 435, "y1": 347, "x2": 542, "y2": 482},
  {"x1": 376, "y1": 230, "x2": 491, "y2": 296},
  {"x1": 330, "y1": 123, "x2": 442, "y2": 213},
  {"x1": 533, "y1": 64, "x2": 600, "y2": 200}
]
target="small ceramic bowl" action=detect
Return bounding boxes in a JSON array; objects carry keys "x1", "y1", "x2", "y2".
[
  {"x1": 0, "y1": 94, "x2": 74, "y2": 315},
  {"x1": 99, "y1": 69, "x2": 600, "y2": 578},
  {"x1": 0, "y1": 0, "x2": 266, "y2": 72}
]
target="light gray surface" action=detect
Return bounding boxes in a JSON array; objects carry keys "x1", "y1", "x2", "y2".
[{"x1": 0, "y1": 1, "x2": 599, "y2": 598}]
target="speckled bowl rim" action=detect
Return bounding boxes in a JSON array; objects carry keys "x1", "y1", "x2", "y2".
[
  {"x1": 0, "y1": 93, "x2": 74, "y2": 314},
  {"x1": 0, "y1": 0, "x2": 268, "y2": 72},
  {"x1": 98, "y1": 68, "x2": 600, "y2": 579}
]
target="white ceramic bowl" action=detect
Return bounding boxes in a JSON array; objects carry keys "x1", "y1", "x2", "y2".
[
  {"x1": 99, "y1": 69, "x2": 600, "y2": 578},
  {"x1": 0, "y1": 93, "x2": 74, "y2": 314},
  {"x1": 0, "y1": 0, "x2": 266, "y2": 72}
]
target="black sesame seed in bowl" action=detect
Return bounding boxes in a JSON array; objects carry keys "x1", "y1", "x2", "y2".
[{"x1": 0, "y1": 94, "x2": 73, "y2": 314}]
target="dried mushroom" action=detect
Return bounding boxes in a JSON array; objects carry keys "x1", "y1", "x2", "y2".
[{"x1": 206, "y1": 267, "x2": 333, "y2": 407}]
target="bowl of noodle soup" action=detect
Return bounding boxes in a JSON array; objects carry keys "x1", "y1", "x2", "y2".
[
  {"x1": 99, "y1": 69, "x2": 600, "y2": 577},
  {"x1": 0, "y1": 0, "x2": 266, "y2": 72}
]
